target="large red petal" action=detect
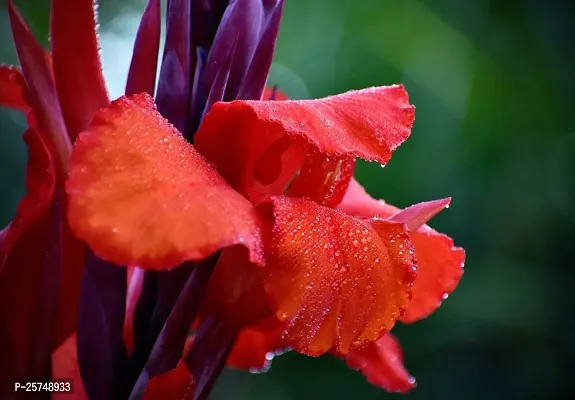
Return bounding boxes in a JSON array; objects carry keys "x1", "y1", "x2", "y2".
[
  {"x1": 346, "y1": 333, "x2": 416, "y2": 393},
  {"x1": 66, "y1": 93, "x2": 264, "y2": 270},
  {"x1": 8, "y1": 1, "x2": 71, "y2": 173},
  {"x1": 260, "y1": 196, "x2": 416, "y2": 356},
  {"x1": 194, "y1": 85, "x2": 414, "y2": 202},
  {"x1": 0, "y1": 65, "x2": 29, "y2": 112},
  {"x1": 51, "y1": 0, "x2": 109, "y2": 139},
  {"x1": 339, "y1": 179, "x2": 465, "y2": 323}
]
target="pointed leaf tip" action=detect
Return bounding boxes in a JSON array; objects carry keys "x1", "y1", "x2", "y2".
[
  {"x1": 126, "y1": 0, "x2": 162, "y2": 97},
  {"x1": 8, "y1": 0, "x2": 71, "y2": 173},
  {"x1": 155, "y1": 0, "x2": 191, "y2": 133},
  {"x1": 51, "y1": 0, "x2": 109, "y2": 139}
]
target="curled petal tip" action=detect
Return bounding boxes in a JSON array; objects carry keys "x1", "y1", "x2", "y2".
[{"x1": 388, "y1": 198, "x2": 452, "y2": 232}]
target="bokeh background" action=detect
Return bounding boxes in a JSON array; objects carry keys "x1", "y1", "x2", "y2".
[{"x1": 1, "y1": 0, "x2": 574, "y2": 399}]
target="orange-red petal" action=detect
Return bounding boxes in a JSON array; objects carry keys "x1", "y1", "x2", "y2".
[
  {"x1": 66, "y1": 93, "x2": 264, "y2": 270},
  {"x1": 0, "y1": 65, "x2": 29, "y2": 112},
  {"x1": 51, "y1": 0, "x2": 109, "y2": 139},
  {"x1": 260, "y1": 196, "x2": 416, "y2": 356},
  {"x1": 285, "y1": 153, "x2": 356, "y2": 207},
  {"x1": 346, "y1": 333, "x2": 416, "y2": 393},
  {"x1": 227, "y1": 317, "x2": 288, "y2": 371},
  {"x1": 339, "y1": 179, "x2": 465, "y2": 323},
  {"x1": 51, "y1": 334, "x2": 89, "y2": 400},
  {"x1": 200, "y1": 246, "x2": 273, "y2": 329},
  {"x1": 143, "y1": 361, "x2": 196, "y2": 400},
  {"x1": 194, "y1": 85, "x2": 414, "y2": 202},
  {"x1": 262, "y1": 87, "x2": 289, "y2": 101},
  {"x1": 0, "y1": 129, "x2": 55, "y2": 268},
  {"x1": 399, "y1": 229, "x2": 465, "y2": 322}
]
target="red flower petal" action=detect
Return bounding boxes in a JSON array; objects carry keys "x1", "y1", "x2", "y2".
[
  {"x1": 285, "y1": 153, "x2": 356, "y2": 207},
  {"x1": 194, "y1": 85, "x2": 414, "y2": 202},
  {"x1": 388, "y1": 198, "x2": 452, "y2": 232},
  {"x1": 8, "y1": 1, "x2": 71, "y2": 172},
  {"x1": 143, "y1": 361, "x2": 196, "y2": 400},
  {"x1": 201, "y1": 246, "x2": 273, "y2": 329},
  {"x1": 0, "y1": 129, "x2": 57, "y2": 390},
  {"x1": 66, "y1": 93, "x2": 265, "y2": 270},
  {"x1": 260, "y1": 196, "x2": 416, "y2": 356},
  {"x1": 346, "y1": 333, "x2": 416, "y2": 393},
  {"x1": 0, "y1": 129, "x2": 55, "y2": 268},
  {"x1": 126, "y1": 0, "x2": 161, "y2": 97},
  {"x1": 339, "y1": 179, "x2": 465, "y2": 323},
  {"x1": 262, "y1": 87, "x2": 289, "y2": 101},
  {"x1": 51, "y1": 0, "x2": 109, "y2": 139},
  {"x1": 399, "y1": 229, "x2": 465, "y2": 323},
  {"x1": 51, "y1": 334, "x2": 89, "y2": 400},
  {"x1": 227, "y1": 317, "x2": 288, "y2": 371},
  {"x1": 0, "y1": 65, "x2": 29, "y2": 112}
]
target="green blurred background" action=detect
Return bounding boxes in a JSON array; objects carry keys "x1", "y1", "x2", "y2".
[{"x1": 1, "y1": 0, "x2": 574, "y2": 398}]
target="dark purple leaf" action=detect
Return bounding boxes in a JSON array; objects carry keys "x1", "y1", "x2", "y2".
[
  {"x1": 77, "y1": 253, "x2": 127, "y2": 400},
  {"x1": 26, "y1": 192, "x2": 64, "y2": 385},
  {"x1": 200, "y1": 0, "x2": 284, "y2": 116},
  {"x1": 183, "y1": 316, "x2": 235, "y2": 400},
  {"x1": 126, "y1": 0, "x2": 162, "y2": 96},
  {"x1": 121, "y1": 264, "x2": 192, "y2": 397},
  {"x1": 187, "y1": 47, "x2": 208, "y2": 136},
  {"x1": 237, "y1": 0, "x2": 284, "y2": 100},
  {"x1": 8, "y1": 0, "x2": 71, "y2": 172},
  {"x1": 128, "y1": 257, "x2": 217, "y2": 399},
  {"x1": 155, "y1": 0, "x2": 191, "y2": 133},
  {"x1": 202, "y1": 36, "x2": 236, "y2": 120},
  {"x1": 132, "y1": 271, "x2": 158, "y2": 346}
]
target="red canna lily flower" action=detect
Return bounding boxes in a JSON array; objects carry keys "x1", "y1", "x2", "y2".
[{"x1": 0, "y1": 0, "x2": 465, "y2": 399}]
